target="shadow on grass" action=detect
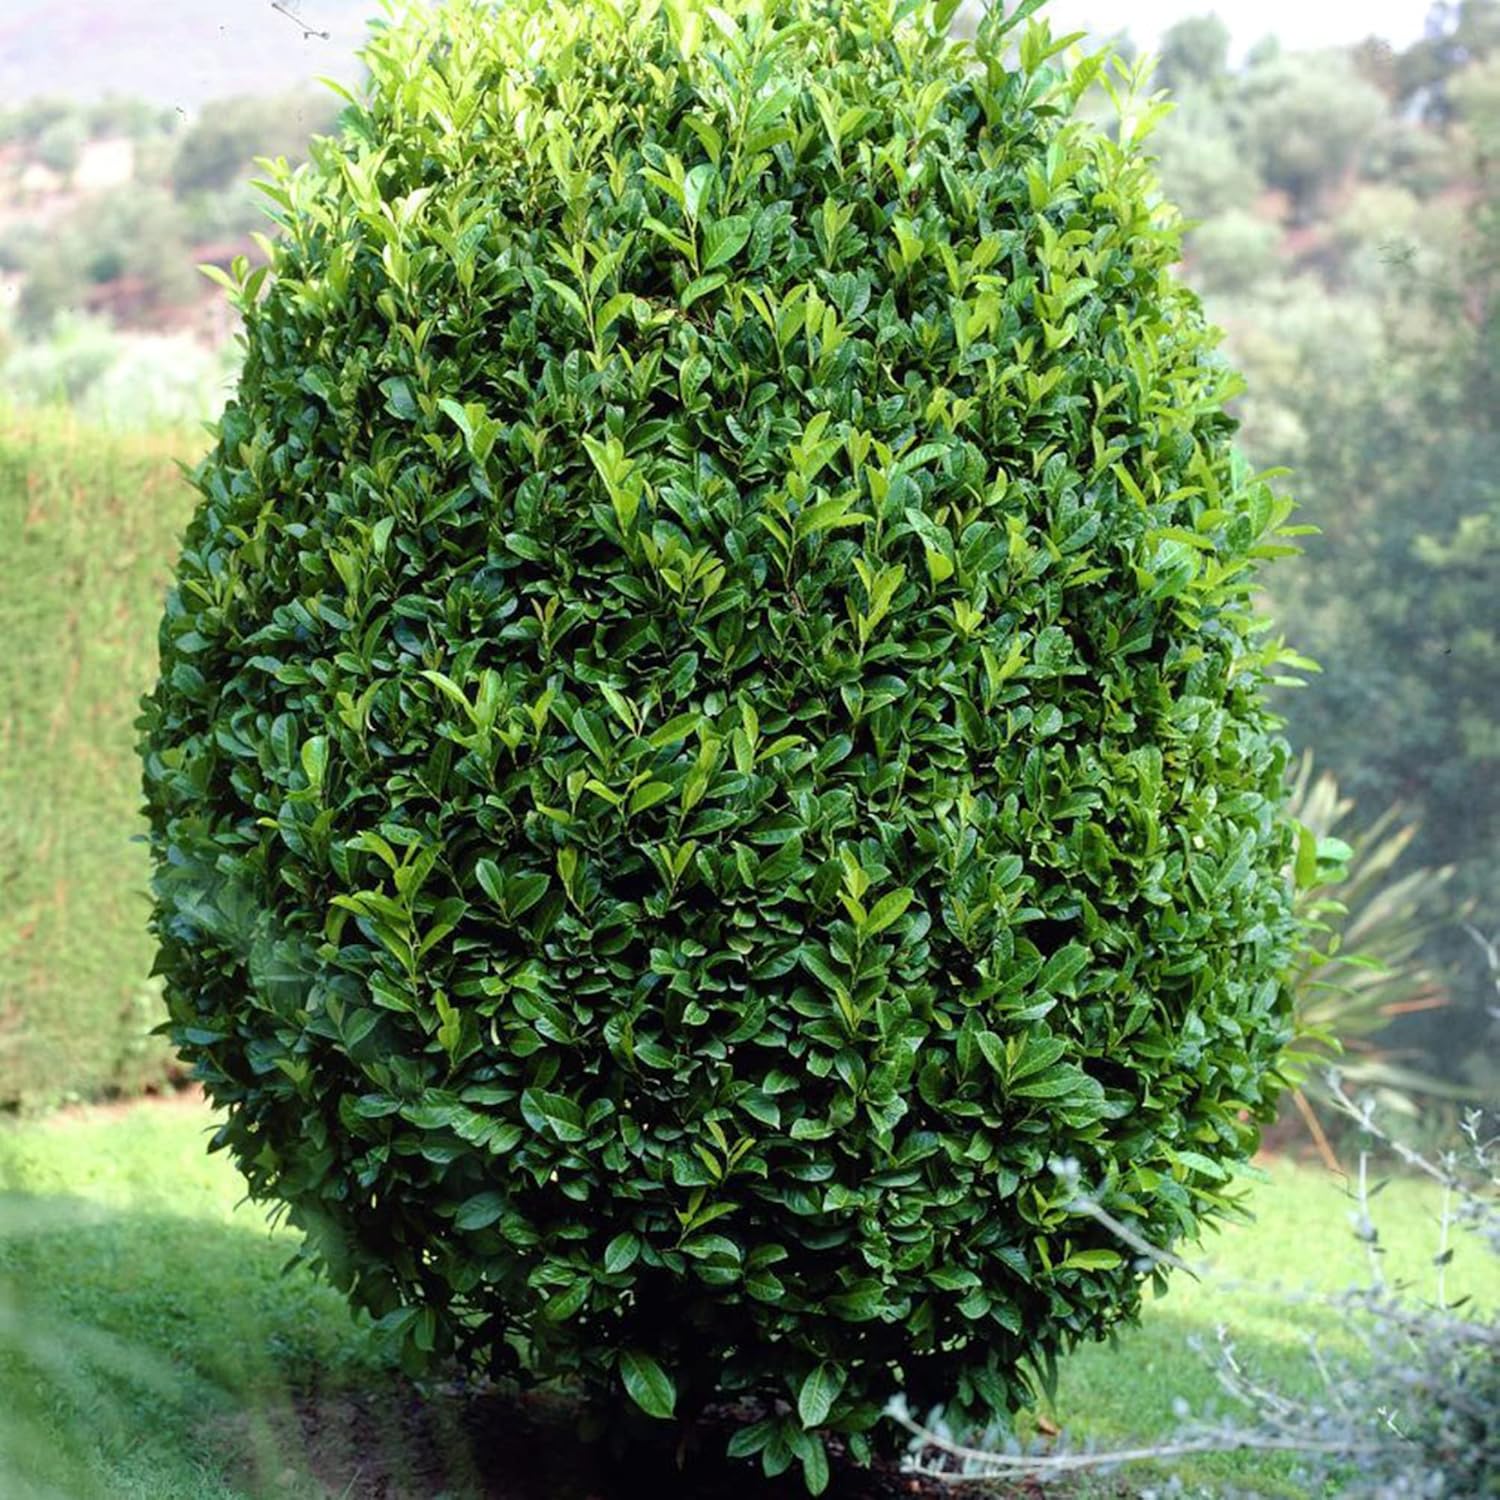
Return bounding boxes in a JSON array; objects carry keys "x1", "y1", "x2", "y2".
[
  {"x1": 0, "y1": 1191, "x2": 983, "y2": 1499},
  {"x1": 1, "y1": 1185, "x2": 1339, "y2": 1499}
]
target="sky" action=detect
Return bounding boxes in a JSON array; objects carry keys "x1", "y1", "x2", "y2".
[
  {"x1": 0, "y1": 0, "x2": 373, "y2": 106},
  {"x1": 0, "y1": 0, "x2": 1443, "y2": 109},
  {"x1": 1040, "y1": 0, "x2": 1434, "y2": 57}
]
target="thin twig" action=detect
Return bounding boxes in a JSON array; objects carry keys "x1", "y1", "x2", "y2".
[
  {"x1": 1213, "y1": 1327, "x2": 1301, "y2": 1431},
  {"x1": 1437, "y1": 1177, "x2": 1452, "y2": 1308},
  {"x1": 1067, "y1": 1197, "x2": 1203, "y2": 1277},
  {"x1": 1292, "y1": 1085, "x2": 1344, "y2": 1174},
  {"x1": 1306, "y1": 1334, "x2": 1353, "y2": 1419},
  {"x1": 1357, "y1": 1144, "x2": 1386, "y2": 1289},
  {"x1": 1325, "y1": 1081, "x2": 1493, "y2": 1206},
  {"x1": 891, "y1": 1409, "x2": 1380, "y2": 1480},
  {"x1": 270, "y1": 1, "x2": 331, "y2": 41}
]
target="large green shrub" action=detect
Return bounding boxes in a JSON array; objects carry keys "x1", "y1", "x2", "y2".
[{"x1": 140, "y1": 0, "x2": 1306, "y2": 1486}]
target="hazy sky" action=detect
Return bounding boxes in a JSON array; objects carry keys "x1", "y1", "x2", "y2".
[
  {"x1": 1042, "y1": 0, "x2": 1434, "y2": 56},
  {"x1": 0, "y1": 0, "x2": 1442, "y2": 109}
]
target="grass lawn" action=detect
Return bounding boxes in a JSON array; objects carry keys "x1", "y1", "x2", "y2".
[{"x1": 0, "y1": 1099, "x2": 1493, "y2": 1499}]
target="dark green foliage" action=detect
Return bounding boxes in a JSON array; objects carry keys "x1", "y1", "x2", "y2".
[{"x1": 140, "y1": 0, "x2": 1304, "y2": 1485}]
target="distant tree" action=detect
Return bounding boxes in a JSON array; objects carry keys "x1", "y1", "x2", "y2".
[
  {"x1": 1222, "y1": 279, "x2": 1390, "y2": 473},
  {"x1": 0, "y1": 222, "x2": 42, "y2": 275},
  {"x1": 16, "y1": 188, "x2": 196, "y2": 334},
  {"x1": 86, "y1": 96, "x2": 179, "y2": 142},
  {"x1": 1259, "y1": 89, "x2": 1500, "y2": 1069},
  {"x1": 16, "y1": 257, "x2": 84, "y2": 338},
  {"x1": 1157, "y1": 14, "x2": 1231, "y2": 93},
  {"x1": 1241, "y1": 51, "x2": 1389, "y2": 214},
  {"x1": 1352, "y1": 35, "x2": 1401, "y2": 98},
  {"x1": 1245, "y1": 35, "x2": 1282, "y2": 69},
  {"x1": 1333, "y1": 182, "x2": 1427, "y2": 252},
  {"x1": 170, "y1": 91, "x2": 339, "y2": 197},
  {"x1": 1, "y1": 97, "x2": 76, "y2": 146},
  {"x1": 1153, "y1": 104, "x2": 1263, "y2": 219},
  {"x1": 1398, "y1": 0, "x2": 1500, "y2": 116},
  {"x1": 33, "y1": 116, "x2": 86, "y2": 176},
  {"x1": 1363, "y1": 117, "x2": 1460, "y2": 197},
  {"x1": 1451, "y1": 50, "x2": 1500, "y2": 150},
  {"x1": 1186, "y1": 208, "x2": 1280, "y2": 292}
]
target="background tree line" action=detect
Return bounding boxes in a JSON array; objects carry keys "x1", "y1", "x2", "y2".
[{"x1": 1143, "y1": 3, "x2": 1500, "y2": 1089}]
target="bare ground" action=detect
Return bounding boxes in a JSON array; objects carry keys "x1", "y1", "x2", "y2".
[{"x1": 224, "y1": 1377, "x2": 1061, "y2": 1500}]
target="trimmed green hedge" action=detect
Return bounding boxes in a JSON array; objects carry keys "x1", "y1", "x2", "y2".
[
  {"x1": 1, "y1": 409, "x2": 192, "y2": 1108},
  {"x1": 141, "y1": 0, "x2": 1306, "y2": 1487}
]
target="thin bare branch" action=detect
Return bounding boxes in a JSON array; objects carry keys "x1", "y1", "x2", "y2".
[
  {"x1": 270, "y1": 1, "x2": 331, "y2": 41},
  {"x1": 891, "y1": 1407, "x2": 1380, "y2": 1481}
]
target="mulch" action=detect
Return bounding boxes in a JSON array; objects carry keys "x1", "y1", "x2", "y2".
[{"x1": 225, "y1": 1375, "x2": 1060, "y2": 1500}]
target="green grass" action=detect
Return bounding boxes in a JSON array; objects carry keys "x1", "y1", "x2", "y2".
[
  {"x1": 0, "y1": 1100, "x2": 386, "y2": 1499},
  {"x1": 0, "y1": 406, "x2": 200, "y2": 1107},
  {"x1": 1, "y1": 1102, "x2": 1494, "y2": 1499},
  {"x1": 1030, "y1": 1159, "x2": 1493, "y2": 1498}
]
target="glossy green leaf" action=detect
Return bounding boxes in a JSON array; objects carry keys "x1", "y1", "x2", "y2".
[
  {"x1": 620, "y1": 1349, "x2": 676, "y2": 1419},
  {"x1": 796, "y1": 1362, "x2": 846, "y2": 1427}
]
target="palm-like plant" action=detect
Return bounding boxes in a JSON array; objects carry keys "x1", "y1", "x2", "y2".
[{"x1": 1282, "y1": 753, "x2": 1469, "y2": 1160}]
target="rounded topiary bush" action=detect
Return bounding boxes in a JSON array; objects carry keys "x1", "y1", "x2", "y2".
[{"x1": 141, "y1": 0, "x2": 1304, "y2": 1485}]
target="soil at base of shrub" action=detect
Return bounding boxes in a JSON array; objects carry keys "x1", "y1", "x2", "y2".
[{"x1": 226, "y1": 1374, "x2": 1066, "y2": 1500}]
